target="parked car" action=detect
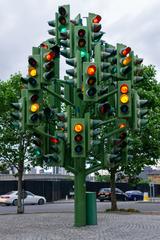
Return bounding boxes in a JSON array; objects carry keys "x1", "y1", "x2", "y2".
[
  {"x1": 0, "y1": 191, "x2": 46, "y2": 206},
  {"x1": 97, "y1": 188, "x2": 128, "y2": 202},
  {"x1": 125, "y1": 190, "x2": 143, "y2": 201}
]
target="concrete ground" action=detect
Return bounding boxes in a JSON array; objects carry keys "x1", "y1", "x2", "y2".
[{"x1": 1, "y1": 211, "x2": 160, "y2": 240}]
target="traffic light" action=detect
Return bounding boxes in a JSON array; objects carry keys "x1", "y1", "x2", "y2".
[
  {"x1": 46, "y1": 132, "x2": 65, "y2": 167},
  {"x1": 48, "y1": 17, "x2": 58, "y2": 45},
  {"x1": 74, "y1": 26, "x2": 89, "y2": 60},
  {"x1": 117, "y1": 43, "x2": 132, "y2": 79},
  {"x1": 85, "y1": 113, "x2": 101, "y2": 153},
  {"x1": 108, "y1": 120, "x2": 128, "y2": 165},
  {"x1": 105, "y1": 43, "x2": 117, "y2": 77},
  {"x1": 87, "y1": 13, "x2": 104, "y2": 52},
  {"x1": 27, "y1": 47, "x2": 41, "y2": 90},
  {"x1": 32, "y1": 130, "x2": 47, "y2": 159},
  {"x1": 10, "y1": 89, "x2": 26, "y2": 131},
  {"x1": 117, "y1": 81, "x2": 132, "y2": 118},
  {"x1": 40, "y1": 45, "x2": 60, "y2": 85},
  {"x1": 60, "y1": 23, "x2": 74, "y2": 58},
  {"x1": 57, "y1": 5, "x2": 70, "y2": 41},
  {"x1": 94, "y1": 43, "x2": 111, "y2": 82},
  {"x1": 132, "y1": 91, "x2": 148, "y2": 131},
  {"x1": 66, "y1": 50, "x2": 83, "y2": 89},
  {"x1": 83, "y1": 62, "x2": 98, "y2": 102},
  {"x1": 131, "y1": 53, "x2": 143, "y2": 85},
  {"x1": 71, "y1": 118, "x2": 86, "y2": 158}
]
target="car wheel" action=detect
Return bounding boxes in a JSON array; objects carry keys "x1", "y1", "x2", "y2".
[
  {"x1": 12, "y1": 199, "x2": 18, "y2": 206},
  {"x1": 38, "y1": 199, "x2": 45, "y2": 205}
]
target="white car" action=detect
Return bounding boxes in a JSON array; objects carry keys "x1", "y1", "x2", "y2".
[{"x1": 0, "y1": 191, "x2": 46, "y2": 206}]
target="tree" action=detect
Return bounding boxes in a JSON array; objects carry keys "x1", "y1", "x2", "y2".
[
  {"x1": 0, "y1": 73, "x2": 33, "y2": 213},
  {"x1": 107, "y1": 65, "x2": 160, "y2": 211}
]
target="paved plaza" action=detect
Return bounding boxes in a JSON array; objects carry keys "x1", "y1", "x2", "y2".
[{"x1": 1, "y1": 212, "x2": 160, "y2": 240}]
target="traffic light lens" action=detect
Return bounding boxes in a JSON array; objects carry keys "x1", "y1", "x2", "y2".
[
  {"x1": 59, "y1": 7, "x2": 67, "y2": 16},
  {"x1": 78, "y1": 29, "x2": 85, "y2": 37},
  {"x1": 28, "y1": 77, "x2": 37, "y2": 86},
  {"x1": 31, "y1": 113, "x2": 39, "y2": 122},
  {"x1": 50, "y1": 137, "x2": 59, "y2": 143},
  {"x1": 74, "y1": 123, "x2": 84, "y2": 133},
  {"x1": 122, "y1": 56, "x2": 132, "y2": 66},
  {"x1": 120, "y1": 94, "x2": 129, "y2": 104},
  {"x1": 87, "y1": 87, "x2": 97, "y2": 97},
  {"x1": 78, "y1": 39, "x2": 86, "y2": 48},
  {"x1": 34, "y1": 148, "x2": 41, "y2": 156},
  {"x1": 119, "y1": 123, "x2": 126, "y2": 128},
  {"x1": 28, "y1": 57, "x2": 37, "y2": 67},
  {"x1": 45, "y1": 52, "x2": 56, "y2": 61},
  {"x1": 30, "y1": 94, "x2": 39, "y2": 102},
  {"x1": 87, "y1": 76, "x2": 96, "y2": 85},
  {"x1": 28, "y1": 67, "x2": 37, "y2": 77},
  {"x1": 93, "y1": 15, "x2": 101, "y2": 23},
  {"x1": 59, "y1": 16, "x2": 66, "y2": 25},
  {"x1": 120, "y1": 84, "x2": 129, "y2": 94},
  {"x1": 30, "y1": 103, "x2": 40, "y2": 113},
  {"x1": 75, "y1": 145, "x2": 83, "y2": 153},
  {"x1": 120, "y1": 105, "x2": 129, "y2": 113},
  {"x1": 87, "y1": 65, "x2": 96, "y2": 76},
  {"x1": 80, "y1": 49, "x2": 87, "y2": 58},
  {"x1": 99, "y1": 103, "x2": 111, "y2": 113},
  {"x1": 93, "y1": 24, "x2": 101, "y2": 33},
  {"x1": 44, "y1": 61, "x2": 54, "y2": 71},
  {"x1": 121, "y1": 47, "x2": 131, "y2": 56},
  {"x1": 74, "y1": 134, "x2": 83, "y2": 142}
]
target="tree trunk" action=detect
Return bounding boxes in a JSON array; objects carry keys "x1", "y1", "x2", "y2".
[
  {"x1": 17, "y1": 161, "x2": 24, "y2": 214},
  {"x1": 110, "y1": 167, "x2": 118, "y2": 211}
]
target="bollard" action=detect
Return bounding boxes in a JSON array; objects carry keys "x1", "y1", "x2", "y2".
[
  {"x1": 86, "y1": 192, "x2": 97, "y2": 225},
  {"x1": 143, "y1": 192, "x2": 149, "y2": 201}
]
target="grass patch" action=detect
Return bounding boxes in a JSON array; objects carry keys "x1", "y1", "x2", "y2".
[{"x1": 106, "y1": 208, "x2": 140, "y2": 213}]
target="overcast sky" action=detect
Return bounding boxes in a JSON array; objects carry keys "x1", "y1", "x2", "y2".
[{"x1": 0, "y1": 0, "x2": 160, "y2": 81}]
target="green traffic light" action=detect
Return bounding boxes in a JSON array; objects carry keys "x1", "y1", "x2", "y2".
[
  {"x1": 80, "y1": 49, "x2": 87, "y2": 58},
  {"x1": 59, "y1": 26, "x2": 67, "y2": 33},
  {"x1": 34, "y1": 148, "x2": 41, "y2": 157}
]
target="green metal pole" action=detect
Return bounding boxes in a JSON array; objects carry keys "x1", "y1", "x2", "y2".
[{"x1": 74, "y1": 157, "x2": 86, "y2": 227}]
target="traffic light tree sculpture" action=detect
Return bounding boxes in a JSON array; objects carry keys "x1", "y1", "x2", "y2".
[{"x1": 17, "y1": 4, "x2": 149, "y2": 227}]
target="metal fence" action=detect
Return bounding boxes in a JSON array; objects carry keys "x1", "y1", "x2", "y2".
[{"x1": 0, "y1": 179, "x2": 160, "y2": 202}]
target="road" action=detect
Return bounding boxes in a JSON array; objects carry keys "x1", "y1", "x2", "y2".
[{"x1": 1, "y1": 200, "x2": 160, "y2": 214}]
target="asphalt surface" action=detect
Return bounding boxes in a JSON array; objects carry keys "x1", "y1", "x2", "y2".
[{"x1": 1, "y1": 200, "x2": 160, "y2": 214}]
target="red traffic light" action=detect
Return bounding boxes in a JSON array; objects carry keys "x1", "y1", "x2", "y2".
[
  {"x1": 87, "y1": 65, "x2": 96, "y2": 76},
  {"x1": 50, "y1": 137, "x2": 59, "y2": 143},
  {"x1": 92, "y1": 15, "x2": 101, "y2": 23},
  {"x1": 74, "y1": 134, "x2": 83, "y2": 142},
  {"x1": 28, "y1": 57, "x2": 37, "y2": 67},
  {"x1": 44, "y1": 52, "x2": 56, "y2": 61},
  {"x1": 78, "y1": 29, "x2": 86, "y2": 37},
  {"x1": 99, "y1": 102, "x2": 111, "y2": 114},
  {"x1": 121, "y1": 47, "x2": 131, "y2": 56}
]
